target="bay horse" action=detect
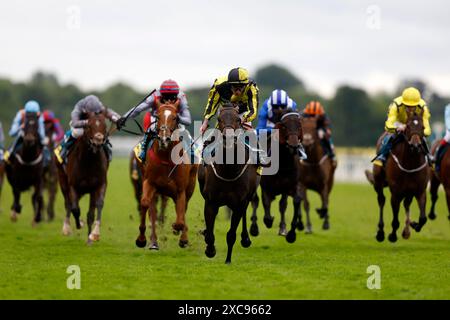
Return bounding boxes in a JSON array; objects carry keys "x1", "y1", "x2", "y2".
[
  {"x1": 58, "y1": 110, "x2": 110, "y2": 244},
  {"x1": 5, "y1": 112, "x2": 44, "y2": 225},
  {"x1": 297, "y1": 116, "x2": 336, "y2": 233},
  {"x1": 368, "y1": 107, "x2": 429, "y2": 242},
  {"x1": 249, "y1": 108, "x2": 303, "y2": 243},
  {"x1": 428, "y1": 141, "x2": 450, "y2": 221},
  {"x1": 198, "y1": 104, "x2": 259, "y2": 263},
  {"x1": 42, "y1": 116, "x2": 59, "y2": 221},
  {"x1": 129, "y1": 150, "x2": 168, "y2": 222},
  {"x1": 135, "y1": 102, "x2": 198, "y2": 250}
]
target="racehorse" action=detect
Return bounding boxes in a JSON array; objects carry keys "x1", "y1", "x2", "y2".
[
  {"x1": 367, "y1": 107, "x2": 429, "y2": 242},
  {"x1": 249, "y1": 108, "x2": 303, "y2": 243},
  {"x1": 428, "y1": 141, "x2": 450, "y2": 221},
  {"x1": 129, "y1": 150, "x2": 168, "y2": 223},
  {"x1": 58, "y1": 110, "x2": 110, "y2": 244},
  {"x1": 5, "y1": 112, "x2": 44, "y2": 225},
  {"x1": 297, "y1": 116, "x2": 336, "y2": 232},
  {"x1": 42, "y1": 116, "x2": 59, "y2": 221},
  {"x1": 135, "y1": 102, "x2": 198, "y2": 250},
  {"x1": 198, "y1": 104, "x2": 259, "y2": 263}
]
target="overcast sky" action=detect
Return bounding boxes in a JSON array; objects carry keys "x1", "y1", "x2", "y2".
[{"x1": 0, "y1": 0, "x2": 449, "y2": 98}]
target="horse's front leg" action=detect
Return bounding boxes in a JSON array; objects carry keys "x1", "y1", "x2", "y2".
[
  {"x1": 286, "y1": 192, "x2": 301, "y2": 244},
  {"x1": 174, "y1": 191, "x2": 189, "y2": 248},
  {"x1": 225, "y1": 206, "x2": 245, "y2": 264},
  {"x1": 10, "y1": 187, "x2": 22, "y2": 222},
  {"x1": 69, "y1": 186, "x2": 82, "y2": 229},
  {"x1": 240, "y1": 204, "x2": 252, "y2": 248},
  {"x1": 46, "y1": 174, "x2": 57, "y2": 221},
  {"x1": 141, "y1": 180, "x2": 158, "y2": 250},
  {"x1": 31, "y1": 181, "x2": 44, "y2": 226},
  {"x1": 411, "y1": 191, "x2": 427, "y2": 232},
  {"x1": 204, "y1": 200, "x2": 219, "y2": 258},
  {"x1": 249, "y1": 192, "x2": 259, "y2": 237},
  {"x1": 262, "y1": 190, "x2": 274, "y2": 228},
  {"x1": 301, "y1": 187, "x2": 313, "y2": 234},
  {"x1": 402, "y1": 195, "x2": 413, "y2": 239},
  {"x1": 317, "y1": 186, "x2": 330, "y2": 230},
  {"x1": 388, "y1": 194, "x2": 401, "y2": 243},
  {"x1": 428, "y1": 173, "x2": 440, "y2": 220},
  {"x1": 278, "y1": 194, "x2": 288, "y2": 236}
]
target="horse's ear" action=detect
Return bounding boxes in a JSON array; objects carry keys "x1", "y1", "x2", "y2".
[{"x1": 174, "y1": 99, "x2": 180, "y2": 110}]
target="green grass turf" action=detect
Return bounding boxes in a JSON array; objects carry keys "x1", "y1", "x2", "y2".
[{"x1": 0, "y1": 158, "x2": 449, "y2": 299}]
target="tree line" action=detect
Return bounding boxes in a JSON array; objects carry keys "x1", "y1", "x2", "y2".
[{"x1": 0, "y1": 64, "x2": 449, "y2": 147}]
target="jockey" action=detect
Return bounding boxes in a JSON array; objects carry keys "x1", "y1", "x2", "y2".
[
  {"x1": 373, "y1": 87, "x2": 432, "y2": 167},
  {"x1": 6, "y1": 100, "x2": 50, "y2": 165},
  {"x1": 43, "y1": 110, "x2": 65, "y2": 144},
  {"x1": 199, "y1": 67, "x2": 259, "y2": 134},
  {"x1": 116, "y1": 79, "x2": 193, "y2": 163},
  {"x1": 301, "y1": 101, "x2": 337, "y2": 164},
  {"x1": 434, "y1": 104, "x2": 450, "y2": 172},
  {"x1": 0, "y1": 121, "x2": 4, "y2": 161},
  {"x1": 256, "y1": 89, "x2": 298, "y2": 134},
  {"x1": 56, "y1": 95, "x2": 120, "y2": 163}
]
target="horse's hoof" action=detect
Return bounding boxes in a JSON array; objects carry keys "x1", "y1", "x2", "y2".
[
  {"x1": 79, "y1": 220, "x2": 85, "y2": 228},
  {"x1": 388, "y1": 233, "x2": 397, "y2": 243},
  {"x1": 322, "y1": 221, "x2": 330, "y2": 230},
  {"x1": 249, "y1": 223, "x2": 259, "y2": 237},
  {"x1": 10, "y1": 211, "x2": 18, "y2": 222},
  {"x1": 88, "y1": 233, "x2": 100, "y2": 242},
  {"x1": 402, "y1": 229, "x2": 411, "y2": 240},
  {"x1": 75, "y1": 221, "x2": 81, "y2": 230},
  {"x1": 179, "y1": 240, "x2": 189, "y2": 248},
  {"x1": 172, "y1": 229, "x2": 180, "y2": 235},
  {"x1": 296, "y1": 221, "x2": 305, "y2": 231},
  {"x1": 149, "y1": 242, "x2": 159, "y2": 250},
  {"x1": 241, "y1": 237, "x2": 252, "y2": 248},
  {"x1": 428, "y1": 212, "x2": 437, "y2": 220},
  {"x1": 286, "y1": 230, "x2": 296, "y2": 243},
  {"x1": 278, "y1": 228, "x2": 287, "y2": 236},
  {"x1": 305, "y1": 226, "x2": 313, "y2": 234},
  {"x1": 205, "y1": 246, "x2": 216, "y2": 258},
  {"x1": 225, "y1": 259, "x2": 231, "y2": 265},
  {"x1": 263, "y1": 216, "x2": 274, "y2": 229},
  {"x1": 62, "y1": 226, "x2": 72, "y2": 236},
  {"x1": 87, "y1": 239, "x2": 93, "y2": 246},
  {"x1": 410, "y1": 222, "x2": 423, "y2": 232},
  {"x1": 376, "y1": 231, "x2": 385, "y2": 242},
  {"x1": 135, "y1": 238, "x2": 147, "y2": 248}
]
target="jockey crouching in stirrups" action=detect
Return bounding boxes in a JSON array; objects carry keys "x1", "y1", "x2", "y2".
[
  {"x1": 372, "y1": 87, "x2": 432, "y2": 167},
  {"x1": 116, "y1": 79, "x2": 194, "y2": 164},
  {"x1": 55, "y1": 95, "x2": 120, "y2": 164}
]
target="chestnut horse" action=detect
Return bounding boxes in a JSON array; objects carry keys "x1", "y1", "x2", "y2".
[
  {"x1": 297, "y1": 116, "x2": 336, "y2": 233},
  {"x1": 368, "y1": 108, "x2": 429, "y2": 243},
  {"x1": 5, "y1": 112, "x2": 44, "y2": 225},
  {"x1": 58, "y1": 110, "x2": 110, "y2": 244},
  {"x1": 43, "y1": 117, "x2": 59, "y2": 221},
  {"x1": 428, "y1": 141, "x2": 450, "y2": 221},
  {"x1": 135, "y1": 103, "x2": 198, "y2": 250},
  {"x1": 198, "y1": 104, "x2": 259, "y2": 263},
  {"x1": 249, "y1": 108, "x2": 303, "y2": 243},
  {"x1": 129, "y1": 150, "x2": 168, "y2": 222}
]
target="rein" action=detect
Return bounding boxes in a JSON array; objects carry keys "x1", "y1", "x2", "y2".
[
  {"x1": 14, "y1": 152, "x2": 43, "y2": 166},
  {"x1": 389, "y1": 151, "x2": 427, "y2": 173},
  {"x1": 210, "y1": 158, "x2": 251, "y2": 182}
]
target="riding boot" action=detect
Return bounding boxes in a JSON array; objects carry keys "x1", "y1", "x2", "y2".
[
  {"x1": 103, "y1": 139, "x2": 113, "y2": 162},
  {"x1": 138, "y1": 132, "x2": 154, "y2": 163},
  {"x1": 373, "y1": 134, "x2": 394, "y2": 167},
  {"x1": 58, "y1": 132, "x2": 76, "y2": 163}
]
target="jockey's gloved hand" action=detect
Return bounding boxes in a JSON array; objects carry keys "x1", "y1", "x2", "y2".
[{"x1": 116, "y1": 117, "x2": 127, "y2": 130}]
